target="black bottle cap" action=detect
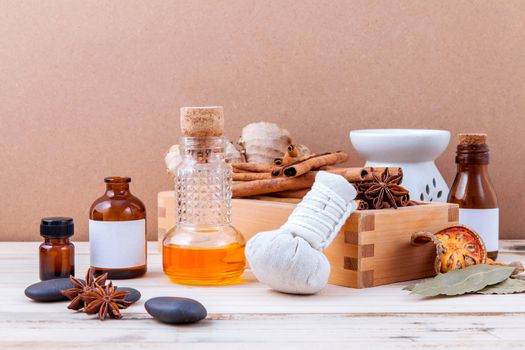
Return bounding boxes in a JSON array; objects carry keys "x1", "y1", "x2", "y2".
[{"x1": 40, "y1": 217, "x2": 74, "y2": 238}]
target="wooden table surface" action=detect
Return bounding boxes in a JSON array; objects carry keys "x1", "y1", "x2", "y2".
[{"x1": 2, "y1": 241, "x2": 525, "y2": 349}]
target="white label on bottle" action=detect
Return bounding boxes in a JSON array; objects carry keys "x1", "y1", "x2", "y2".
[
  {"x1": 89, "y1": 219, "x2": 146, "y2": 268},
  {"x1": 459, "y1": 208, "x2": 499, "y2": 252}
]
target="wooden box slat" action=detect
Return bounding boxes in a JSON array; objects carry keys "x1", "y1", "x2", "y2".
[{"x1": 158, "y1": 191, "x2": 458, "y2": 288}]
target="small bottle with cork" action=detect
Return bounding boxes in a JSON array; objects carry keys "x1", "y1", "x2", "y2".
[
  {"x1": 448, "y1": 133, "x2": 499, "y2": 259},
  {"x1": 162, "y1": 106, "x2": 246, "y2": 285},
  {"x1": 39, "y1": 217, "x2": 75, "y2": 281}
]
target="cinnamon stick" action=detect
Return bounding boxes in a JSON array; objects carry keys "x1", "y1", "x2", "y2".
[
  {"x1": 232, "y1": 167, "x2": 250, "y2": 173},
  {"x1": 232, "y1": 162, "x2": 276, "y2": 173},
  {"x1": 318, "y1": 165, "x2": 338, "y2": 170},
  {"x1": 286, "y1": 144, "x2": 299, "y2": 157},
  {"x1": 274, "y1": 145, "x2": 308, "y2": 166},
  {"x1": 232, "y1": 167, "x2": 404, "y2": 198},
  {"x1": 327, "y1": 167, "x2": 403, "y2": 182},
  {"x1": 233, "y1": 172, "x2": 273, "y2": 181},
  {"x1": 272, "y1": 152, "x2": 328, "y2": 176},
  {"x1": 274, "y1": 155, "x2": 306, "y2": 166},
  {"x1": 233, "y1": 172, "x2": 317, "y2": 197},
  {"x1": 359, "y1": 167, "x2": 403, "y2": 182},
  {"x1": 233, "y1": 168, "x2": 372, "y2": 197},
  {"x1": 356, "y1": 200, "x2": 369, "y2": 210},
  {"x1": 395, "y1": 194, "x2": 410, "y2": 207},
  {"x1": 273, "y1": 157, "x2": 284, "y2": 166},
  {"x1": 270, "y1": 188, "x2": 310, "y2": 199},
  {"x1": 244, "y1": 196, "x2": 302, "y2": 204},
  {"x1": 280, "y1": 151, "x2": 348, "y2": 177},
  {"x1": 325, "y1": 168, "x2": 369, "y2": 182}
]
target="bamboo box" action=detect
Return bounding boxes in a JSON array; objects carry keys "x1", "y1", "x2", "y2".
[{"x1": 158, "y1": 191, "x2": 459, "y2": 288}]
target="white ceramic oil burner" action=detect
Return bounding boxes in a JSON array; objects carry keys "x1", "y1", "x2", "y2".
[{"x1": 350, "y1": 129, "x2": 450, "y2": 202}]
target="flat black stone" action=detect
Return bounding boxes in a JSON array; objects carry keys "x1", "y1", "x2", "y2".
[
  {"x1": 145, "y1": 297, "x2": 207, "y2": 324},
  {"x1": 118, "y1": 287, "x2": 141, "y2": 304},
  {"x1": 24, "y1": 278, "x2": 82, "y2": 302}
]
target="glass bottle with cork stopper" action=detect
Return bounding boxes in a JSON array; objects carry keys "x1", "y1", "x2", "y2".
[
  {"x1": 89, "y1": 176, "x2": 147, "y2": 279},
  {"x1": 39, "y1": 217, "x2": 75, "y2": 281},
  {"x1": 162, "y1": 106, "x2": 246, "y2": 285},
  {"x1": 448, "y1": 133, "x2": 499, "y2": 259}
]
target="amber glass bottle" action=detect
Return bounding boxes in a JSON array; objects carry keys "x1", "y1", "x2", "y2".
[
  {"x1": 448, "y1": 133, "x2": 498, "y2": 259},
  {"x1": 89, "y1": 177, "x2": 147, "y2": 279},
  {"x1": 39, "y1": 217, "x2": 75, "y2": 280}
]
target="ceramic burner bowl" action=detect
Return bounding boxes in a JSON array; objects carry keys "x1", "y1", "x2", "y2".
[{"x1": 350, "y1": 129, "x2": 450, "y2": 202}]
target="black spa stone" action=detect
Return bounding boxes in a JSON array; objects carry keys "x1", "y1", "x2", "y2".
[
  {"x1": 118, "y1": 287, "x2": 141, "y2": 304},
  {"x1": 24, "y1": 278, "x2": 81, "y2": 302},
  {"x1": 144, "y1": 297, "x2": 207, "y2": 324}
]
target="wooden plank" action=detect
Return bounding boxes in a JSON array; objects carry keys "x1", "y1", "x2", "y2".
[
  {"x1": 357, "y1": 203, "x2": 456, "y2": 286},
  {"x1": 2, "y1": 242, "x2": 525, "y2": 315},
  {"x1": 232, "y1": 198, "x2": 295, "y2": 239},
  {"x1": 1, "y1": 241, "x2": 525, "y2": 348},
  {"x1": 2, "y1": 312, "x2": 525, "y2": 349}
]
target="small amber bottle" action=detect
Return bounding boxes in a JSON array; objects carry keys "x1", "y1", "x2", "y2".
[
  {"x1": 448, "y1": 133, "x2": 499, "y2": 259},
  {"x1": 89, "y1": 176, "x2": 147, "y2": 279},
  {"x1": 39, "y1": 217, "x2": 75, "y2": 281}
]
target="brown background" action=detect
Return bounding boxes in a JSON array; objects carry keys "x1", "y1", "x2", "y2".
[{"x1": 1, "y1": 0, "x2": 524, "y2": 241}]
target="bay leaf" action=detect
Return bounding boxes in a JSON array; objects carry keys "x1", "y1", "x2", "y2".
[
  {"x1": 477, "y1": 278, "x2": 525, "y2": 295},
  {"x1": 411, "y1": 264, "x2": 514, "y2": 297}
]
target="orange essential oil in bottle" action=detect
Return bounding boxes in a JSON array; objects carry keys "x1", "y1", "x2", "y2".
[{"x1": 163, "y1": 241, "x2": 245, "y2": 285}]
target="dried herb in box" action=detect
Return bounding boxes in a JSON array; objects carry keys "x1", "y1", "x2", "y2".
[{"x1": 356, "y1": 168, "x2": 410, "y2": 209}]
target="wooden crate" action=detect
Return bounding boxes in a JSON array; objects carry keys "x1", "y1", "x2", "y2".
[{"x1": 158, "y1": 191, "x2": 459, "y2": 288}]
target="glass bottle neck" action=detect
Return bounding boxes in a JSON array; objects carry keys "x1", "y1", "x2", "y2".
[
  {"x1": 456, "y1": 144, "x2": 489, "y2": 165},
  {"x1": 457, "y1": 163, "x2": 489, "y2": 174},
  {"x1": 44, "y1": 237, "x2": 70, "y2": 245},
  {"x1": 180, "y1": 136, "x2": 226, "y2": 163},
  {"x1": 176, "y1": 136, "x2": 232, "y2": 226},
  {"x1": 106, "y1": 183, "x2": 130, "y2": 196},
  {"x1": 104, "y1": 177, "x2": 132, "y2": 196}
]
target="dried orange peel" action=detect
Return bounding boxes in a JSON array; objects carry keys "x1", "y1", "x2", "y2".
[{"x1": 411, "y1": 225, "x2": 487, "y2": 273}]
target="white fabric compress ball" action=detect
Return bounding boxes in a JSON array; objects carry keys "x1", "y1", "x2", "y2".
[{"x1": 246, "y1": 171, "x2": 357, "y2": 294}]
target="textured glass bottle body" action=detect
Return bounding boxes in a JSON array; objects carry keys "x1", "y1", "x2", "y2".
[
  {"x1": 448, "y1": 144, "x2": 498, "y2": 259},
  {"x1": 89, "y1": 177, "x2": 147, "y2": 279},
  {"x1": 163, "y1": 137, "x2": 245, "y2": 285}
]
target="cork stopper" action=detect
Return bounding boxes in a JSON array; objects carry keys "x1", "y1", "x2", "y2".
[
  {"x1": 180, "y1": 106, "x2": 224, "y2": 137},
  {"x1": 458, "y1": 133, "x2": 487, "y2": 145}
]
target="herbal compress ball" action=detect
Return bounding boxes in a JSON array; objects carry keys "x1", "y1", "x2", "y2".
[{"x1": 246, "y1": 171, "x2": 357, "y2": 294}]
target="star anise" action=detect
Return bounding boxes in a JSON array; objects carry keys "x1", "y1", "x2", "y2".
[
  {"x1": 61, "y1": 268, "x2": 108, "y2": 310},
  {"x1": 358, "y1": 168, "x2": 409, "y2": 209},
  {"x1": 82, "y1": 282, "x2": 131, "y2": 320}
]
